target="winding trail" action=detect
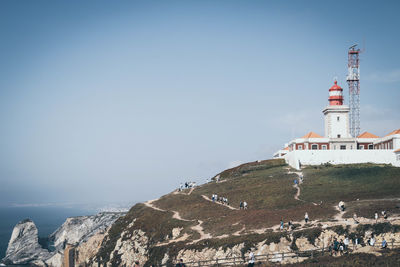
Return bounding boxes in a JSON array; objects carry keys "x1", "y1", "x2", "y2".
[
  {"x1": 288, "y1": 169, "x2": 318, "y2": 205},
  {"x1": 144, "y1": 198, "x2": 211, "y2": 244},
  {"x1": 145, "y1": 175, "x2": 400, "y2": 245},
  {"x1": 201, "y1": 195, "x2": 238, "y2": 210}
]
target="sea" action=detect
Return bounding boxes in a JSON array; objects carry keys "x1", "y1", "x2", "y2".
[{"x1": 0, "y1": 205, "x2": 95, "y2": 266}]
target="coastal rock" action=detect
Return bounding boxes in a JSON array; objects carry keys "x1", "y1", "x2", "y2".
[
  {"x1": 2, "y1": 219, "x2": 51, "y2": 265},
  {"x1": 50, "y1": 212, "x2": 124, "y2": 250},
  {"x1": 108, "y1": 229, "x2": 149, "y2": 266},
  {"x1": 2, "y1": 212, "x2": 125, "y2": 266}
]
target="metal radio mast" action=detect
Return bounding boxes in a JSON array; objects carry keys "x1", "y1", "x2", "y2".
[{"x1": 346, "y1": 45, "x2": 361, "y2": 137}]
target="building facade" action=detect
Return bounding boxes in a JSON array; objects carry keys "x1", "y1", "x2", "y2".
[{"x1": 274, "y1": 80, "x2": 400, "y2": 169}]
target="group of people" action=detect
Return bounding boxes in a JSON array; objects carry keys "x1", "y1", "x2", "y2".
[
  {"x1": 239, "y1": 201, "x2": 248, "y2": 210},
  {"x1": 211, "y1": 194, "x2": 229, "y2": 205},
  {"x1": 178, "y1": 181, "x2": 197, "y2": 191},
  {"x1": 279, "y1": 212, "x2": 310, "y2": 231},
  {"x1": 374, "y1": 210, "x2": 388, "y2": 222},
  {"x1": 329, "y1": 237, "x2": 350, "y2": 256}
]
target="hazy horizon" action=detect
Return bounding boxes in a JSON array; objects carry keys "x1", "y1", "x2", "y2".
[{"x1": 1, "y1": 0, "x2": 399, "y2": 206}]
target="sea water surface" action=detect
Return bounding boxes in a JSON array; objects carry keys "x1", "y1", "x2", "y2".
[{"x1": 0, "y1": 205, "x2": 95, "y2": 262}]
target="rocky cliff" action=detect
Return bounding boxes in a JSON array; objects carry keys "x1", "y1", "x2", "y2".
[
  {"x1": 2, "y1": 212, "x2": 125, "y2": 266},
  {"x1": 74, "y1": 161, "x2": 400, "y2": 266},
  {"x1": 2, "y1": 219, "x2": 51, "y2": 265}
]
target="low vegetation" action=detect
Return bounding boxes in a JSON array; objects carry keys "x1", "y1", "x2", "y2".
[{"x1": 95, "y1": 160, "x2": 400, "y2": 266}]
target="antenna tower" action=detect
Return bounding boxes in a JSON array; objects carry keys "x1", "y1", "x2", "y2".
[{"x1": 346, "y1": 45, "x2": 361, "y2": 137}]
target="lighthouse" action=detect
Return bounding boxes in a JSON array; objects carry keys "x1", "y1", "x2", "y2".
[{"x1": 322, "y1": 80, "x2": 351, "y2": 140}]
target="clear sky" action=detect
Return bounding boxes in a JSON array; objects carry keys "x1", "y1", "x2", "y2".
[{"x1": 1, "y1": 0, "x2": 399, "y2": 206}]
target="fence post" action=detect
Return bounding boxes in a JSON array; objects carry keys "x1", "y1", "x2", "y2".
[
  {"x1": 197, "y1": 261, "x2": 200, "y2": 267},
  {"x1": 311, "y1": 250, "x2": 314, "y2": 258},
  {"x1": 216, "y1": 258, "x2": 219, "y2": 267},
  {"x1": 282, "y1": 252, "x2": 284, "y2": 262}
]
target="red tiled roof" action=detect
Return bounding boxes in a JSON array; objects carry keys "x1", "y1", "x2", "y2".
[
  {"x1": 283, "y1": 147, "x2": 289, "y2": 151},
  {"x1": 302, "y1": 132, "x2": 323, "y2": 138},
  {"x1": 395, "y1": 148, "x2": 400, "y2": 153},
  {"x1": 385, "y1": 129, "x2": 400, "y2": 137},
  {"x1": 357, "y1": 132, "x2": 379, "y2": 138}
]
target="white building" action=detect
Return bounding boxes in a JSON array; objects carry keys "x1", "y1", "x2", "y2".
[{"x1": 274, "y1": 80, "x2": 400, "y2": 169}]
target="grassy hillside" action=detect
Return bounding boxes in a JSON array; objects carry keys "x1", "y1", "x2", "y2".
[{"x1": 97, "y1": 160, "x2": 400, "y2": 266}]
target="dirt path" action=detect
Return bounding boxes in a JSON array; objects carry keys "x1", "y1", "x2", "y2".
[
  {"x1": 144, "y1": 199, "x2": 212, "y2": 243},
  {"x1": 144, "y1": 199, "x2": 166, "y2": 212},
  {"x1": 288, "y1": 170, "x2": 319, "y2": 206},
  {"x1": 201, "y1": 195, "x2": 238, "y2": 210},
  {"x1": 190, "y1": 220, "x2": 212, "y2": 243}
]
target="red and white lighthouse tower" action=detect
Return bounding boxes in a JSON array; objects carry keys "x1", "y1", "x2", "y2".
[
  {"x1": 323, "y1": 80, "x2": 351, "y2": 140},
  {"x1": 328, "y1": 80, "x2": 344, "y2": 106}
]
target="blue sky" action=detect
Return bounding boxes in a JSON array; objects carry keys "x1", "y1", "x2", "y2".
[{"x1": 1, "y1": 0, "x2": 399, "y2": 206}]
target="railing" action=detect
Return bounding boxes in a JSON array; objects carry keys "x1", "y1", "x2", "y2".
[{"x1": 162, "y1": 242, "x2": 400, "y2": 267}]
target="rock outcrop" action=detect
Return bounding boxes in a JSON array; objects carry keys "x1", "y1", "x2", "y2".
[
  {"x1": 50, "y1": 212, "x2": 123, "y2": 250},
  {"x1": 2, "y1": 212, "x2": 125, "y2": 266},
  {"x1": 2, "y1": 219, "x2": 51, "y2": 265}
]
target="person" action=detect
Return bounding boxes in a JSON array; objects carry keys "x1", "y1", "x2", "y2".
[
  {"x1": 175, "y1": 259, "x2": 186, "y2": 267},
  {"x1": 294, "y1": 179, "x2": 298, "y2": 185},
  {"x1": 375, "y1": 212, "x2": 378, "y2": 223},
  {"x1": 280, "y1": 219, "x2": 284, "y2": 231},
  {"x1": 339, "y1": 239, "x2": 344, "y2": 255},
  {"x1": 338, "y1": 201, "x2": 345, "y2": 211},
  {"x1": 353, "y1": 235, "x2": 359, "y2": 250},
  {"x1": 133, "y1": 261, "x2": 140, "y2": 267},
  {"x1": 179, "y1": 183, "x2": 183, "y2": 192},
  {"x1": 353, "y1": 213, "x2": 359, "y2": 224},
  {"x1": 244, "y1": 201, "x2": 248, "y2": 210},
  {"x1": 382, "y1": 210, "x2": 388, "y2": 220},
  {"x1": 248, "y1": 250, "x2": 255, "y2": 267},
  {"x1": 288, "y1": 219, "x2": 293, "y2": 231},
  {"x1": 299, "y1": 174, "x2": 303, "y2": 182},
  {"x1": 333, "y1": 238, "x2": 339, "y2": 256},
  {"x1": 369, "y1": 235, "x2": 375, "y2": 246},
  {"x1": 304, "y1": 212, "x2": 309, "y2": 223},
  {"x1": 382, "y1": 238, "x2": 387, "y2": 249},
  {"x1": 344, "y1": 236, "x2": 350, "y2": 252},
  {"x1": 239, "y1": 201, "x2": 243, "y2": 210}
]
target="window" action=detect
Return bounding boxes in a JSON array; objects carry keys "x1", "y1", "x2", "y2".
[
  {"x1": 337, "y1": 134, "x2": 341, "y2": 138},
  {"x1": 397, "y1": 155, "x2": 400, "y2": 161},
  {"x1": 322, "y1": 145, "x2": 327, "y2": 150},
  {"x1": 311, "y1": 144, "x2": 318, "y2": 150},
  {"x1": 340, "y1": 145, "x2": 346, "y2": 150},
  {"x1": 298, "y1": 145, "x2": 303, "y2": 150},
  {"x1": 337, "y1": 116, "x2": 340, "y2": 121},
  {"x1": 334, "y1": 145, "x2": 337, "y2": 150},
  {"x1": 369, "y1": 144, "x2": 373, "y2": 150},
  {"x1": 359, "y1": 145, "x2": 364, "y2": 150}
]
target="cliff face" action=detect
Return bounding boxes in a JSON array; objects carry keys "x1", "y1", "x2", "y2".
[
  {"x1": 2, "y1": 212, "x2": 125, "y2": 266},
  {"x1": 50, "y1": 212, "x2": 124, "y2": 250},
  {"x1": 2, "y1": 219, "x2": 51, "y2": 265}
]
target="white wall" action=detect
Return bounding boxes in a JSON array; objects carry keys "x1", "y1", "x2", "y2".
[
  {"x1": 284, "y1": 150, "x2": 400, "y2": 170},
  {"x1": 325, "y1": 111, "x2": 350, "y2": 138}
]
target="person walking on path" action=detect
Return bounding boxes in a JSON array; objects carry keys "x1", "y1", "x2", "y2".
[
  {"x1": 382, "y1": 238, "x2": 387, "y2": 249},
  {"x1": 280, "y1": 219, "x2": 284, "y2": 231},
  {"x1": 374, "y1": 212, "x2": 379, "y2": 223},
  {"x1": 304, "y1": 212, "x2": 309, "y2": 223},
  {"x1": 338, "y1": 201, "x2": 345, "y2": 211},
  {"x1": 248, "y1": 250, "x2": 255, "y2": 267}
]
